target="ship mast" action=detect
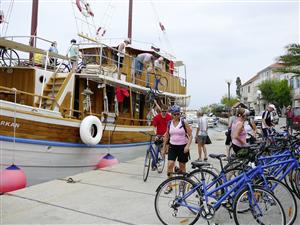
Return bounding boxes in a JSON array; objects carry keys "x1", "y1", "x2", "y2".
[
  {"x1": 127, "y1": 0, "x2": 133, "y2": 42},
  {"x1": 29, "y1": 0, "x2": 39, "y2": 60}
]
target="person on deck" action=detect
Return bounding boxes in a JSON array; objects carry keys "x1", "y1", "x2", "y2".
[
  {"x1": 48, "y1": 41, "x2": 58, "y2": 67},
  {"x1": 154, "y1": 56, "x2": 164, "y2": 72},
  {"x1": 68, "y1": 39, "x2": 79, "y2": 71},
  {"x1": 116, "y1": 39, "x2": 130, "y2": 68},
  {"x1": 134, "y1": 53, "x2": 154, "y2": 75}
]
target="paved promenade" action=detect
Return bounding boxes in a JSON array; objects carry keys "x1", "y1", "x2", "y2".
[{"x1": 1, "y1": 122, "x2": 299, "y2": 224}]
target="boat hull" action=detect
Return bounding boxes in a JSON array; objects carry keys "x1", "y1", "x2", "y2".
[
  {"x1": 0, "y1": 104, "x2": 152, "y2": 186},
  {"x1": 1, "y1": 137, "x2": 148, "y2": 186}
]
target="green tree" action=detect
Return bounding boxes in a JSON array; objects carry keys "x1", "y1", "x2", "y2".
[
  {"x1": 220, "y1": 95, "x2": 239, "y2": 107},
  {"x1": 200, "y1": 106, "x2": 210, "y2": 114},
  {"x1": 277, "y1": 43, "x2": 300, "y2": 75},
  {"x1": 236, "y1": 77, "x2": 242, "y2": 98},
  {"x1": 258, "y1": 79, "x2": 292, "y2": 108}
]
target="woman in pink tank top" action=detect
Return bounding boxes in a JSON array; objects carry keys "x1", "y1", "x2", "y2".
[
  {"x1": 231, "y1": 108, "x2": 248, "y2": 154},
  {"x1": 163, "y1": 105, "x2": 192, "y2": 193}
]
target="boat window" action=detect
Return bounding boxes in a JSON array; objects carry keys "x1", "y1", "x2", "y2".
[
  {"x1": 133, "y1": 92, "x2": 145, "y2": 125},
  {"x1": 106, "y1": 85, "x2": 115, "y2": 112}
]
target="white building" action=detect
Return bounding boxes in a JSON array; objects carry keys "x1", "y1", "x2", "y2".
[{"x1": 241, "y1": 63, "x2": 293, "y2": 114}]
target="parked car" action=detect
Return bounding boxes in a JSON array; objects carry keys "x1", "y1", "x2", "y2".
[
  {"x1": 292, "y1": 107, "x2": 300, "y2": 130},
  {"x1": 254, "y1": 111, "x2": 279, "y2": 127},
  {"x1": 207, "y1": 113, "x2": 218, "y2": 127},
  {"x1": 207, "y1": 117, "x2": 215, "y2": 128}
]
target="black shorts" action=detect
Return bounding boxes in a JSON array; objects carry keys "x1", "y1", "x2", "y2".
[
  {"x1": 225, "y1": 129, "x2": 232, "y2": 146},
  {"x1": 232, "y1": 143, "x2": 242, "y2": 154},
  {"x1": 168, "y1": 144, "x2": 189, "y2": 163},
  {"x1": 262, "y1": 128, "x2": 270, "y2": 138}
]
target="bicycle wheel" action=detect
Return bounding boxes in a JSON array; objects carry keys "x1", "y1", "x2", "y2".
[
  {"x1": 187, "y1": 168, "x2": 226, "y2": 211},
  {"x1": 145, "y1": 90, "x2": 154, "y2": 103},
  {"x1": 233, "y1": 185, "x2": 286, "y2": 225},
  {"x1": 264, "y1": 177, "x2": 297, "y2": 225},
  {"x1": 2, "y1": 48, "x2": 20, "y2": 66},
  {"x1": 143, "y1": 150, "x2": 151, "y2": 182},
  {"x1": 288, "y1": 167, "x2": 300, "y2": 199},
  {"x1": 58, "y1": 63, "x2": 71, "y2": 73},
  {"x1": 157, "y1": 77, "x2": 168, "y2": 93},
  {"x1": 154, "y1": 176, "x2": 201, "y2": 225},
  {"x1": 156, "y1": 149, "x2": 165, "y2": 173}
]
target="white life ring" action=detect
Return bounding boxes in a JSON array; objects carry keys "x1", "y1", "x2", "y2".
[
  {"x1": 80, "y1": 115, "x2": 103, "y2": 146},
  {"x1": 76, "y1": 0, "x2": 94, "y2": 17}
]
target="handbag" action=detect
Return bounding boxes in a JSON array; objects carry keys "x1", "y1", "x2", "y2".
[{"x1": 205, "y1": 135, "x2": 212, "y2": 144}]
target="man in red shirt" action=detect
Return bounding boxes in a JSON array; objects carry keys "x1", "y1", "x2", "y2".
[
  {"x1": 286, "y1": 105, "x2": 294, "y2": 134},
  {"x1": 151, "y1": 105, "x2": 171, "y2": 170},
  {"x1": 152, "y1": 105, "x2": 172, "y2": 136}
]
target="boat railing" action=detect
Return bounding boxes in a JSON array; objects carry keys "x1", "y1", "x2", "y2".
[
  {"x1": 0, "y1": 86, "x2": 60, "y2": 110},
  {"x1": 60, "y1": 106, "x2": 148, "y2": 125},
  {"x1": 0, "y1": 36, "x2": 186, "y2": 95},
  {"x1": 78, "y1": 41, "x2": 187, "y2": 95},
  {"x1": 0, "y1": 36, "x2": 69, "y2": 69}
]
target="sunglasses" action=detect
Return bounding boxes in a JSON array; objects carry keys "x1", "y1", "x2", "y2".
[
  {"x1": 162, "y1": 110, "x2": 167, "y2": 113},
  {"x1": 172, "y1": 113, "x2": 180, "y2": 116}
]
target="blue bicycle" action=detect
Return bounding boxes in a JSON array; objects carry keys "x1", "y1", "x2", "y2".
[
  {"x1": 155, "y1": 160, "x2": 286, "y2": 225},
  {"x1": 187, "y1": 143, "x2": 299, "y2": 225},
  {"x1": 145, "y1": 73, "x2": 168, "y2": 105},
  {"x1": 141, "y1": 132, "x2": 165, "y2": 182}
]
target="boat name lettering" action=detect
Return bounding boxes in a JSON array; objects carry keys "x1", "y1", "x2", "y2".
[{"x1": 0, "y1": 121, "x2": 20, "y2": 128}]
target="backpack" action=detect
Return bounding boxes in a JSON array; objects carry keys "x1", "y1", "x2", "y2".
[{"x1": 167, "y1": 118, "x2": 188, "y2": 137}]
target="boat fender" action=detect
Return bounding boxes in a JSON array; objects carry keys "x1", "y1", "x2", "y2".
[
  {"x1": 0, "y1": 164, "x2": 26, "y2": 193},
  {"x1": 76, "y1": 0, "x2": 94, "y2": 17},
  {"x1": 80, "y1": 115, "x2": 103, "y2": 146}
]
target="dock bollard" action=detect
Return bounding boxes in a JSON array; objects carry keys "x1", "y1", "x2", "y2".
[
  {"x1": 96, "y1": 153, "x2": 119, "y2": 169},
  {"x1": 0, "y1": 164, "x2": 26, "y2": 193}
]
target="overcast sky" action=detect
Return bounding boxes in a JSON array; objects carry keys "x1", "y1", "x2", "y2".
[{"x1": 2, "y1": 0, "x2": 299, "y2": 109}]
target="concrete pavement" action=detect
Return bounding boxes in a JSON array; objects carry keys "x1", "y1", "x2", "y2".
[{"x1": 1, "y1": 124, "x2": 299, "y2": 225}]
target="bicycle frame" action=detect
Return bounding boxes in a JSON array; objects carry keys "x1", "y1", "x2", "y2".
[
  {"x1": 147, "y1": 142, "x2": 160, "y2": 166},
  {"x1": 177, "y1": 166, "x2": 264, "y2": 212}
]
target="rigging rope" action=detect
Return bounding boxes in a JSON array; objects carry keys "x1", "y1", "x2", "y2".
[
  {"x1": 96, "y1": 2, "x2": 115, "y2": 39},
  {"x1": 149, "y1": 0, "x2": 174, "y2": 55},
  {"x1": 0, "y1": 0, "x2": 15, "y2": 37},
  {"x1": 71, "y1": 0, "x2": 99, "y2": 41}
]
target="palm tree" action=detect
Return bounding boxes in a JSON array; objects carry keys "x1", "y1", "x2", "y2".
[{"x1": 277, "y1": 43, "x2": 300, "y2": 76}]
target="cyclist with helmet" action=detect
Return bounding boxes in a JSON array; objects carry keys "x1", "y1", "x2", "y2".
[
  {"x1": 68, "y1": 39, "x2": 79, "y2": 70},
  {"x1": 162, "y1": 105, "x2": 192, "y2": 194}
]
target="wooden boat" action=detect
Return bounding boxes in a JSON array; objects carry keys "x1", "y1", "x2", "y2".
[{"x1": 0, "y1": 0, "x2": 189, "y2": 185}]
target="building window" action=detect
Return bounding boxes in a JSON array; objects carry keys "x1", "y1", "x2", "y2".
[
  {"x1": 248, "y1": 86, "x2": 250, "y2": 93},
  {"x1": 290, "y1": 78, "x2": 294, "y2": 88},
  {"x1": 297, "y1": 77, "x2": 300, "y2": 88}
]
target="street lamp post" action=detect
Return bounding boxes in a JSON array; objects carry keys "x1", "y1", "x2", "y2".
[
  {"x1": 257, "y1": 90, "x2": 261, "y2": 113},
  {"x1": 225, "y1": 79, "x2": 232, "y2": 101}
]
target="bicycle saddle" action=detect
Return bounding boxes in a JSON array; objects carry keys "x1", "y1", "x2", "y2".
[
  {"x1": 191, "y1": 161, "x2": 210, "y2": 169},
  {"x1": 209, "y1": 154, "x2": 226, "y2": 160}
]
